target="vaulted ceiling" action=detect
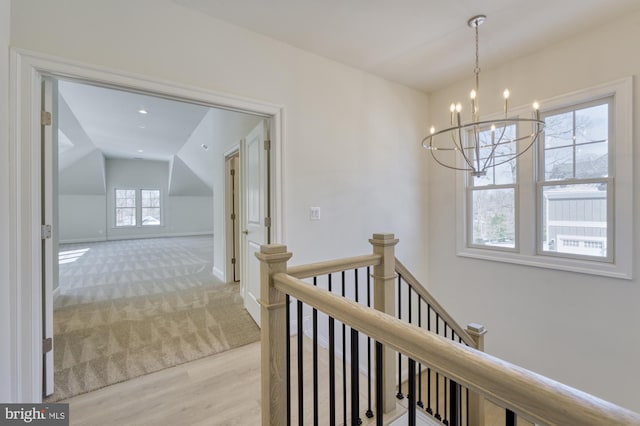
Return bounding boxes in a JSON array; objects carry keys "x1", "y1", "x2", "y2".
[{"x1": 175, "y1": 0, "x2": 640, "y2": 92}]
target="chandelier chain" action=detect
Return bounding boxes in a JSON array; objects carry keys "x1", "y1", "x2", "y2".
[{"x1": 474, "y1": 20, "x2": 480, "y2": 94}]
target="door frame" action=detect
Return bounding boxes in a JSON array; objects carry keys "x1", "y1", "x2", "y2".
[
  {"x1": 9, "y1": 48, "x2": 284, "y2": 402},
  {"x1": 224, "y1": 147, "x2": 241, "y2": 284}
]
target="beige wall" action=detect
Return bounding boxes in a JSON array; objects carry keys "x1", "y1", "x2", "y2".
[{"x1": 427, "y1": 11, "x2": 640, "y2": 412}]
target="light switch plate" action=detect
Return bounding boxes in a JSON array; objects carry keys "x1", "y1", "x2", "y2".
[{"x1": 309, "y1": 206, "x2": 321, "y2": 221}]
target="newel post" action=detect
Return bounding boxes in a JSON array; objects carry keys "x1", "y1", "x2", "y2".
[
  {"x1": 467, "y1": 323, "x2": 488, "y2": 426},
  {"x1": 256, "y1": 244, "x2": 293, "y2": 426},
  {"x1": 369, "y1": 233, "x2": 399, "y2": 414}
]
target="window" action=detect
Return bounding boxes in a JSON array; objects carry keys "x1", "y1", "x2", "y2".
[
  {"x1": 115, "y1": 189, "x2": 137, "y2": 227},
  {"x1": 457, "y1": 78, "x2": 633, "y2": 279},
  {"x1": 141, "y1": 190, "x2": 161, "y2": 226},
  {"x1": 468, "y1": 124, "x2": 517, "y2": 249},
  {"x1": 539, "y1": 99, "x2": 611, "y2": 260},
  {"x1": 115, "y1": 188, "x2": 162, "y2": 227}
]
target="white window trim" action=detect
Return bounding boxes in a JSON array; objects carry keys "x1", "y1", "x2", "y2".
[{"x1": 457, "y1": 77, "x2": 633, "y2": 279}]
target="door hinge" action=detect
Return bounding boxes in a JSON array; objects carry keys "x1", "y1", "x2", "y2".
[
  {"x1": 231, "y1": 257, "x2": 236, "y2": 265},
  {"x1": 264, "y1": 217, "x2": 272, "y2": 228},
  {"x1": 43, "y1": 337, "x2": 53, "y2": 354},
  {"x1": 230, "y1": 168, "x2": 235, "y2": 176},
  {"x1": 264, "y1": 140, "x2": 271, "y2": 151},
  {"x1": 41, "y1": 224, "x2": 52, "y2": 240},
  {"x1": 230, "y1": 213, "x2": 236, "y2": 220},
  {"x1": 41, "y1": 111, "x2": 52, "y2": 126}
]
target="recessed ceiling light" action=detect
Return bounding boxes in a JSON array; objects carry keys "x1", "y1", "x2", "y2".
[
  {"x1": 200, "y1": 144, "x2": 209, "y2": 151},
  {"x1": 138, "y1": 109, "x2": 148, "y2": 114},
  {"x1": 137, "y1": 149, "x2": 144, "y2": 153}
]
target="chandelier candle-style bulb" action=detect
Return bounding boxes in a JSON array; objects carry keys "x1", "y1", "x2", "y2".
[
  {"x1": 503, "y1": 89, "x2": 510, "y2": 116},
  {"x1": 422, "y1": 14, "x2": 545, "y2": 177}
]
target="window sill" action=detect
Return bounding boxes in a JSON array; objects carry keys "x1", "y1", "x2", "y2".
[{"x1": 457, "y1": 246, "x2": 632, "y2": 280}]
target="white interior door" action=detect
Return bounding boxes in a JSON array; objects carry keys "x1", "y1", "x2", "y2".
[
  {"x1": 241, "y1": 120, "x2": 270, "y2": 327},
  {"x1": 41, "y1": 77, "x2": 58, "y2": 396}
]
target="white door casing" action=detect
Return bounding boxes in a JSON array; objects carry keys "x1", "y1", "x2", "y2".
[
  {"x1": 41, "y1": 77, "x2": 57, "y2": 397},
  {"x1": 242, "y1": 120, "x2": 270, "y2": 327}
]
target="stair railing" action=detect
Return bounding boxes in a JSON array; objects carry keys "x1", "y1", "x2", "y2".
[{"x1": 257, "y1": 234, "x2": 640, "y2": 426}]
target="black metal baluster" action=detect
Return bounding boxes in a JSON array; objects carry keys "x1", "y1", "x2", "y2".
[
  {"x1": 435, "y1": 313, "x2": 441, "y2": 421},
  {"x1": 313, "y1": 277, "x2": 319, "y2": 426},
  {"x1": 426, "y1": 304, "x2": 433, "y2": 416},
  {"x1": 408, "y1": 283, "x2": 413, "y2": 404},
  {"x1": 366, "y1": 266, "x2": 374, "y2": 419},
  {"x1": 450, "y1": 380, "x2": 460, "y2": 426},
  {"x1": 329, "y1": 275, "x2": 336, "y2": 426},
  {"x1": 353, "y1": 269, "x2": 362, "y2": 425},
  {"x1": 375, "y1": 341, "x2": 384, "y2": 426},
  {"x1": 417, "y1": 296, "x2": 424, "y2": 409},
  {"x1": 408, "y1": 358, "x2": 416, "y2": 426},
  {"x1": 351, "y1": 327, "x2": 360, "y2": 426},
  {"x1": 286, "y1": 294, "x2": 291, "y2": 426},
  {"x1": 396, "y1": 275, "x2": 404, "y2": 400},
  {"x1": 443, "y1": 324, "x2": 448, "y2": 425},
  {"x1": 341, "y1": 271, "x2": 347, "y2": 426},
  {"x1": 506, "y1": 409, "x2": 516, "y2": 426},
  {"x1": 297, "y1": 299, "x2": 304, "y2": 426}
]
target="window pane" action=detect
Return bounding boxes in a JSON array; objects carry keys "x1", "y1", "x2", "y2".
[
  {"x1": 115, "y1": 189, "x2": 137, "y2": 227},
  {"x1": 541, "y1": 183, "x2": 607, "y2": 257},
  {"x1": 142, "y1": 208, "x2": 161, "y2": 226},
  {"x1": 472, "y1": 124, "x2": 516, "y2": 186},
  {"x1": 141, "y1": 190, "x2": 161, "y2": 225},
  {"x1": 576, "y1": 103, "x2": 608, "y2": 144},
  {"x1": 116, "y1": 207, "x2": 136, "y2": 227},
  {"x1": 544, "y1": 146, "x2": 573, "y2": 180},
  {"x1": 544, "y1": 111, "x2": 573, "y2": 148},
  {"x1": 576, "y1": 142, "x2": 608, "y2": 178},
  {"x1": 471, "y1": 188, "x2": 515, "y2": 248}
]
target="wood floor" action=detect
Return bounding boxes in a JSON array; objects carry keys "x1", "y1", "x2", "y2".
[
  {"x1": 65, "y1": 338, "x2": 528, "y2": 426},
  {"x1": 64, "y1": 341, "x2": 262, "y2": 426}
]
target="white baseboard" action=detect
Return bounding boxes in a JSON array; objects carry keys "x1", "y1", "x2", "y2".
[
  {"x1": 106, "y1": 232, "x2": 213, "y2": 241},
  {"x1": 59, "y1": 237, "x2": 107, "y2": 244}
]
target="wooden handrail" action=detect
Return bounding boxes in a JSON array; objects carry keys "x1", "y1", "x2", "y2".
[
  {"x1": 287, "y1": 254, "x2": 382, "y2": 279},
  {"x1": 273, "y1": 272, "x2": 640, "y2": 426},
  {"x1": 395, "y1": 258, "x2": 476, "y2": 347}
]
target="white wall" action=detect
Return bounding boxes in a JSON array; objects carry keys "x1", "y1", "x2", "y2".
[
  {"x1": 58, "y1": 195, "x2": 107, "y2": 243},
  {"x1": 0, "y1": 0, "x2": 12, "y2": 403},
  {"x1": 105, "y1": 158, "x2": 213, "y2": 240},
  {"x1": 9, "y1": 0, "x2": 429, "y2": 277},
  {"x1": 427, "y1": 11, "x2": 640, "y2": 412},
  {"x1": 8, "y1": 0, "x2": 429, "y2": 402},
  {"x1": 208, "y1": 112, "x2": 262, "y2": 280}
]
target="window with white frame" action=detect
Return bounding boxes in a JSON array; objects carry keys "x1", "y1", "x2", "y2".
[
  {"x1": 115, "y1": 189, "x2": 137, "y2": 227},
  {"x1": 458, "y1": 78, "x2": 633, "y2": 279},
  {"x1": 141, "y1": 189, "x2": 161, "y2": 226},
  {"x1": 468, "y1": 124, "x2": 518, "y2": 250},
  {"x1": 115, "y1": 188, "x2": 162, "y2": 227},
  {"x1": 538, "y1": 99, "x2": 611, "y2": 260}
]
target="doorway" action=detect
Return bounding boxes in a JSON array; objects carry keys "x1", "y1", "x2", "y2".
[{"x1": 10, "y1": 49, "x2": 283, "y2": 402}]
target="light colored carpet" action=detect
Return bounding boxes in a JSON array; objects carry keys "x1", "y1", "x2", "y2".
[{"x1": 47, "y1": 236, "x2": 260, "y2": 402}]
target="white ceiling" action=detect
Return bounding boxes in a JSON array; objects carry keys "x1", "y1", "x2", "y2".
[
  {"x1": 175, "y1": 0, "x2": 640, "y2": 92},
  {"x1": 58, "y1": 80, "x2": 211, "y2": 161}
]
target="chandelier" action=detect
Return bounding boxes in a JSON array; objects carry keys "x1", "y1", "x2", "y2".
[{"x1": 422, "y1": 15, "x2": 544, "y2": 177}]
